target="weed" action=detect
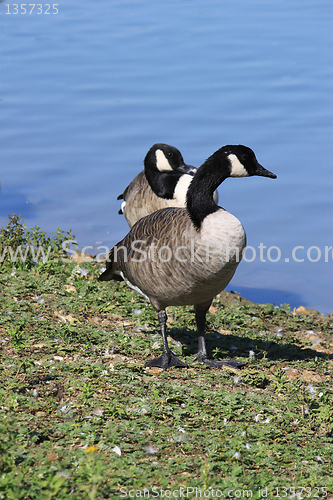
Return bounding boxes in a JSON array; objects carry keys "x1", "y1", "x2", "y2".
[{"x1": 0, "y1": 214, "x2": 75, "y2": 271}]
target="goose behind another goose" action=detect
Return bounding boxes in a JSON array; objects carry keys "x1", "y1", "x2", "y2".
[{"x1": 101, "y1": 145, "x2": 277, "y2": 370}]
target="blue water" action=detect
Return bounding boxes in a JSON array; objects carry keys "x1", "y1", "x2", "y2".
[{"x1": 1, "y1": 0, "x2": 332, "y2": 314}]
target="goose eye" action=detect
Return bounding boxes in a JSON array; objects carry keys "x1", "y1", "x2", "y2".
[
  {"x1": 168, "y1": 152, "x2": 174, "y2": 158},
  {"x1": 242, "y1": 154, "x2": 249, "y2": 161}
]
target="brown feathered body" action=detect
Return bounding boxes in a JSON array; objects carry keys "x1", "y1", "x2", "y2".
[{"x1": 100, "y1": 206, "x2": 246, "y2": 312}]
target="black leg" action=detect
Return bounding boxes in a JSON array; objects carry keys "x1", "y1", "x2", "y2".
[
  {"x1": 194, "y1": 304, "x2": 243, "y2": 369},
  {"x1": 144, "y1": 310, "x2": 187, "y2": 370}
]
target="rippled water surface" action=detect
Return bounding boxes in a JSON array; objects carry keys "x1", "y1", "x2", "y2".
[{"x1": 1, "y1": 0, "x2": 332, "y2": 313}]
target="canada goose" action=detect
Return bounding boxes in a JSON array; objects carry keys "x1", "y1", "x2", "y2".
[
  {"x1": 117, "y1": 143, "x2": 198, "y2": 228},
  {"x1": 101, "y1": 145, "x2": 276, "y2": 370}
]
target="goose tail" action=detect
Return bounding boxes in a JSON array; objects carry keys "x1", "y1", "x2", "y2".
[
  {"x1": 98, "y1": 248, "x2": 123, "y2": 282},
  {"x1": 99, "y1": 268, "x2": 117, "y2": 281}
]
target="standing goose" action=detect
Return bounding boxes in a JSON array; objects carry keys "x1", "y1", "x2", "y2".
[
  {"x1": 118, "y1": 143, "x2": 197, "y2": 228},
  {"x1": 101, "y1": 145, "x2": 276, "y2": 369}
]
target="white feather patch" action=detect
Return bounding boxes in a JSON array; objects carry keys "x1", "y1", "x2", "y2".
[
  {"x1": 173, "y1": 174, "x2": 193, "y2": 205},
  {"x1": 155, "y1": 149, "x2": 173, "y2": 172},
  {"x1": 119, "y1": 271, "x2": 149, "y2": 300},
  {"x1": 228, "y1": 154, "x2": 249, "y2": 177},
  {"x1": 173, "y1": 175, "x2": 218, "y2": 206}
]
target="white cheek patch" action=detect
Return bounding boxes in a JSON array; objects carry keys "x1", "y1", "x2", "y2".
[
  {"x1": 173, "y1": 174, "x2": 193, "y2": 204},
  {"x1": 228, "y1": 154, "x2": 249, "y2": 177},
  {"x1": 155, "y1": 149, "x2": 173, "y2": 172}
]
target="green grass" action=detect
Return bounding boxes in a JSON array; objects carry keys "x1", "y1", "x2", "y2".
[{"x1": 1, "y1": 215, "x2": 333, "y2": 499}]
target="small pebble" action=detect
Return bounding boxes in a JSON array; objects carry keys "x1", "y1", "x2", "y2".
[
  {"x1": 143, "y1": 445, "x2": 159, "y2": 455},
  {"x1": 305, "y1": 384, "x2": 317, "y2": 397}
]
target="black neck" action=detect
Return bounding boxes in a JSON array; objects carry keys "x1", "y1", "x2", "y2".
[
  {"x1": 186, "y1": 149, "x2": 230, "y2": 229},
  {"x1": 146, "y1": 169, "x2": 184, "y2": 199}
]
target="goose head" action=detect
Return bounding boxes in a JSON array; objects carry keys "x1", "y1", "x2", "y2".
[
  {"x1": 144, "y1": 143, "x2": 197, "y2": 199},
  {"x1": 223, "y1": 145, "x2": 277, "y2": 179},
  {"x1": 187, "y1": 145, "x2": 277, "y2": 229}
]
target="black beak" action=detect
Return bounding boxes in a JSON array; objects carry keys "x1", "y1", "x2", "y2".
[
  {"x1": 255, "y1": 162, "x2": 277, "y2": 179},
  {"x1": 176, "y1": 163, "x2": 197, "y2": 176}
]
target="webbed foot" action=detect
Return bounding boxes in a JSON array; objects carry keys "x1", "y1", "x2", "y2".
[
  {"x1": 194, "y1": 353, "x2": 243, "y2": 369},
  {"x1": 145, "y1": 351, "x2": 188, "y2": 370}
]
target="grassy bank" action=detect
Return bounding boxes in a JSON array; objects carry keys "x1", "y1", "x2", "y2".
[{"x1": 1, "y1": 216, "x2": 333, "y2": 499}]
